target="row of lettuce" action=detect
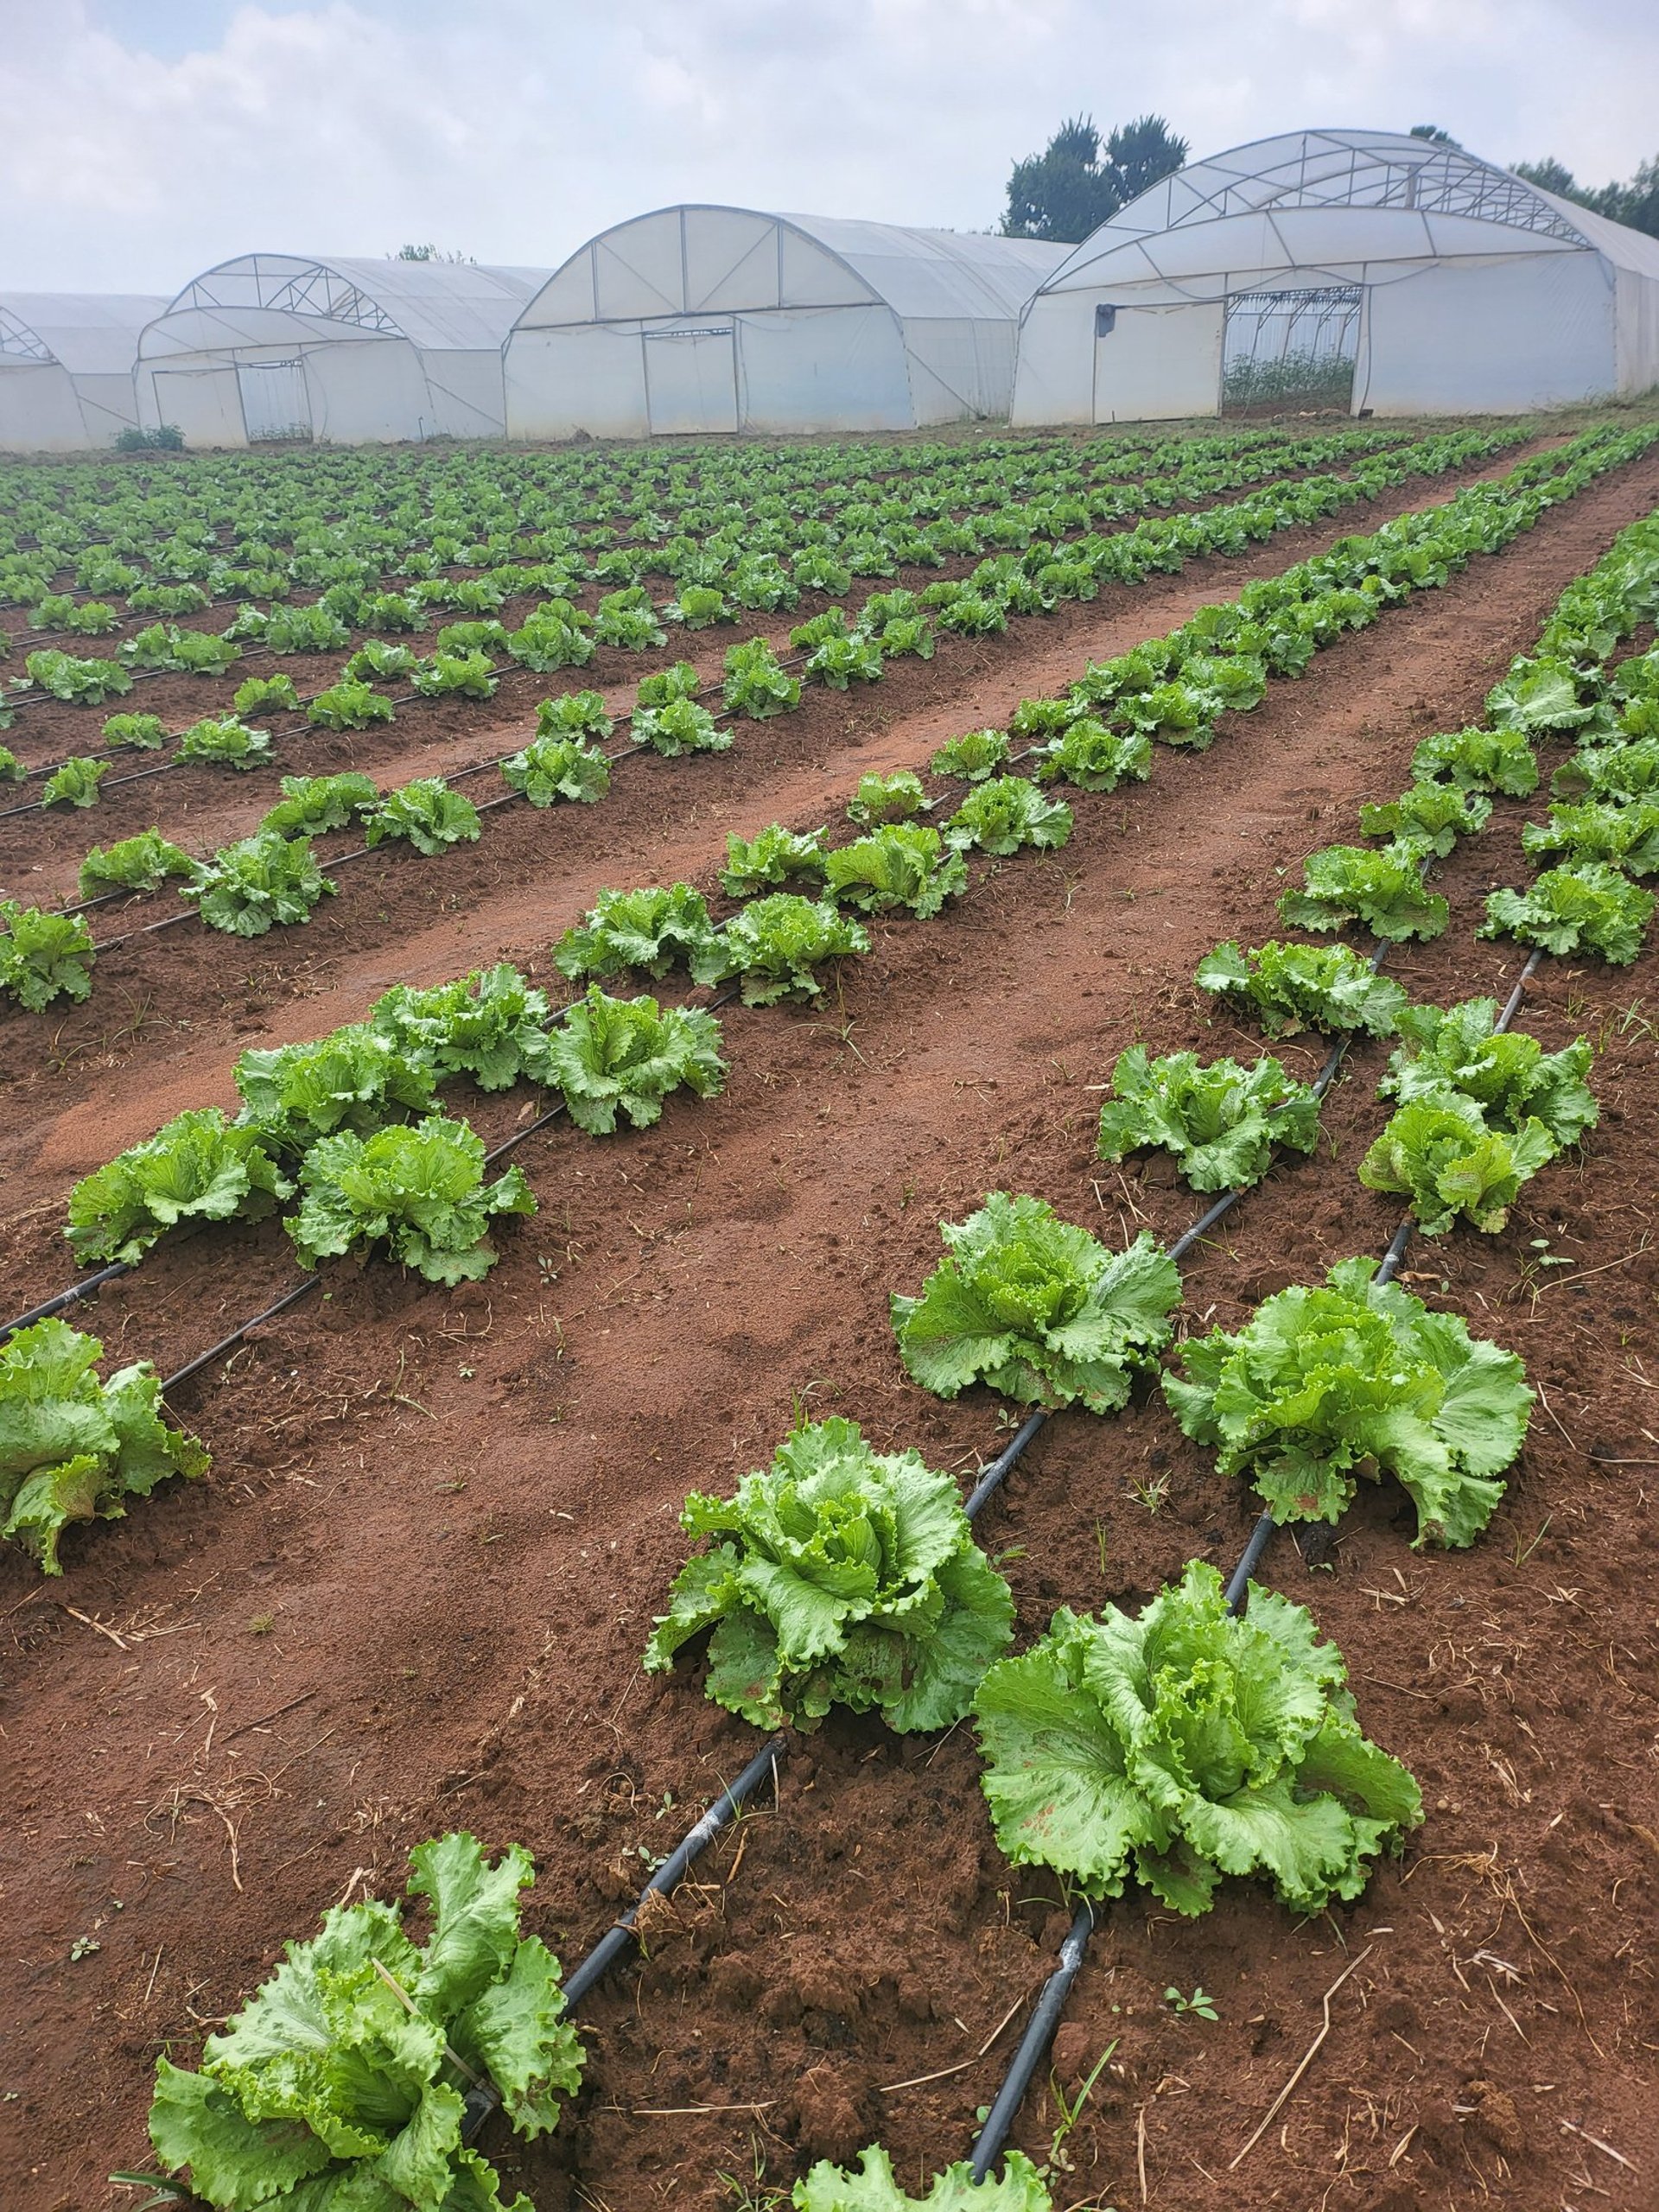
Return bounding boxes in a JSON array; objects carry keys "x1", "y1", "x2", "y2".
[
  {"x1": 0, "y1": 422, "x2": 1414, "y2": 631},
  {"x1": 0, "y1": 425, "x2": 1618, "y2": 1007},
  {"x1": 52, "y1": 457, "x2": 1659, "y2": 2212},
  {"x1": 0, "y1": 426, "x2": 1512, "y2": 825},
  {"x1": 0, "y1": 424, "x2": 1435, "y2": 749}
]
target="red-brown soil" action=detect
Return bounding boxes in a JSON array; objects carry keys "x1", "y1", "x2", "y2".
[{"x1": 2, "y1": 442, "x2": 1657, "y2": 2212}]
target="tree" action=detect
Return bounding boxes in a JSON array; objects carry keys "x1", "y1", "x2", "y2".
[
  {"x1": 1001, "y1": 113, "x2": 1189, "y2": 243},
  {"x1": 393, "y1": 243, "x2": 474, "y2": 264},
  {"x1": 1513, "y1": 156, "x2": 1578, "y2": 195},
  {"x1": 1408, "y1": 124, "x2": 1460, "y2": 146},
  {"x1": 1510, "y1": 152, "x2": 1659, "y2": 240}
]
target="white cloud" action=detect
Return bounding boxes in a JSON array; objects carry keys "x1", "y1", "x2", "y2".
[{"x1": 0, "y1": 0, "x2": 1651, "y2": 291}]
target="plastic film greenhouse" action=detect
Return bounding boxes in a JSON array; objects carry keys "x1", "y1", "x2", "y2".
[
  {"x1": 132, "y1": 254, "x2": 553, "y2": 447},
  {"x1": 0, "y1": 294, "x2": 167, "y2": 452},
  {"x1": 1010, "y1": 127, "x2": 1659, "y2": 424},
  {"x1": 504, "y1": 205, "x2": 1069, "y2": 437}
]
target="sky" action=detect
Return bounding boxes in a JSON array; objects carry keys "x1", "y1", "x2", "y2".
[{"x1": 1, "y1": 0, "x2": 1655, "y2": 294}]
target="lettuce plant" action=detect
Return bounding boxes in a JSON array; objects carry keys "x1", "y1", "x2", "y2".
[
  {"x1": 1410, "y1": 723, "x2": 1537, "y2": 795},
  {"x1": 345, "y1": 639, "x2": 421, "y2": 683},
  {"x1": 1196, "y1": 940, "x2": 1408, "y2": 1038},
  {"x1": 147, "y1": 1832, "x2": 584, "y2": 2212},
  {"x1": 555, "y1": 883, "x2": 720, "y2": 982},
  {"x1": 1358, "y1": 781, "x2": 1491, "y2": 857},
  {"x1": 365, "y1": 778, "x2": 482, "y2": 855},
  {"x1": 1278, "y1": 842, "x2": 1448, "y2": 942},
  {"x1": 78, "y1": 830, "x2": 196, "y2": 898},
  {"x1": 1553, "y1": 735, "x2": 1659, "y2": 803},
  {"x1": 371, "y1": 964, "x2": 557, "y2": 1092},
  {"x1": 1521, "y1": 799, "x2": 1659, "y2": 876},
  {"x1": 41, "y1": 755, "x2": 109, "y2": 808},
  {"x1": 231, "y1": 672, "x2": 301, "y2": 716},
  {"x1": 124, "y1": 624, "x2": 238, "y2": 676},
  {"x1": 892, "y1": 1193, "x2": 1180, "y2": 1413},
  {"x1": 0, "y1": 746, "x2": 16, "y2": 781},
  {"x1": 66, "y1": 1107, "x2": 291, "y2": 1263},
  {"x1": 870, "y1": 613, "x2": 935, "y2": 659},
  {"x1": 0, "y1": 1318, "x2": 207, "y2": 1573},
  {"x1": 719, "y1": 822, "x2": 828, "y2": 896},
  {"x1": 288, "y1": 1116, "x2": 535, "y2": 1284},
  {"x1": 25, "y1": 648, "x2": 132, "y2": 702},
  {"x1": 645, "y1": 1416, "x2": 1014, "y2": 1732},
  {"x1": 175, "y1": 715, "x2": 272, "y2": 770},
  {"x1": 1480, "y1": 862, "x2": 1655, "y2": 964},
  {"x1": 543, "y1": 987, "x2": 726, "y2": 1132},
  {"x1": 1164, "y1": 1256, "x2": 1530, "y2": 1547},
  {"x1": 694, "y1": 893, "x2": 869, "y2": 1005},
  {"x1": 805, "y1": 633, "x2": 885, "y2": 688},
  {"x1": 410, "y1": 649, "x2": 497, "y2": 699},
  {"x1": 0, "y1": 901, "x2": 95, "y2": 1010},
  {"x1": 1358, "y1": 1094, "x2": 1556, "y2": 1235},
  {"x1": 847, "y1": 771, "x2": 925, "y2": 827},
  {"x1": 260, "y1": 771, "x2": 379, "y2": 838},
  {"x1": 592, "y1": 599, "x2": 667, "y2": 650},
  {"x1": 721, "y1": 638, "x2": 801, "y2": 719},
  {"x1": 1485, "y1": 655, "x2": 1606, "y2": 734},
  {"x1": 931, "y1": 728, "x2": 1009, "y2": 781},
  {"x1": 102, "y1": 710, "x2": 166, "y2": 750},
  {"x1": 823, "y1": 823, "x2": 966, "y2": 917},
  {"x1": 1033, "y1": 715, "x2": 1152, "y2": 792},
  {"x1": 188, "y1": 831, "x2": 334, "y2": 937},
  {"x1": 307, "y1": 679, "x2": 395, "y2": 731},
  {"x1": 630, "y1": 696, "x2": 731, "y2": 757},
  {"x1": 1096, "y1": 1046, "x2": 1320, "y2": 1192},
  {"x1": 795, "y1": 2150, "x2": 1049, "y2": 2209},
  {"x1": 633, "y1": 660, "x2": 701, "y2": 709},
  {"x1": 257, "y1": 603, "x2": 352, "y2": 653},
  {"x1": 974, "y1": 1560, "x2": 1421, "y2": 1915},
  {"x1": 1380, "y1": 998, "x2": 1597, "y2": 1144},
  {"x1": 664, "y1": 584, "x2": 731, "y2": 629},
  {"x1": 235, "y1": 1024, "x2": 437, "y2": 1155},
  {"x1": 943, "y1": 775, "x2": 1072, "y2": 856},
  {"x1": 35, "y1": 592, "x2": 120, "y2": 635},
  {"x1": 535, "y1": 689, "x2": 613, "y2": 741},
  {"x1": 500, "y1": 734, "x2": 611, "y2": 807}
]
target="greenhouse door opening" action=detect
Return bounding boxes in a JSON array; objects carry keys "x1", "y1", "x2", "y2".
[
  {"x1": 643, "y1": 325, "x2": 740, "y2": 435},
  {"x1": 1222, "y1": 287, "x2": 1362, "y2": 415},
  {"x1": 237, "y1": 357, "x2": 312, "y2": 442}
]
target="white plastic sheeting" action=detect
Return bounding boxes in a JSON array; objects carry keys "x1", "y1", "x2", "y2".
[
  {"x1": 133, "y1": 256, "x2": 552, "y2": 446},
  {"x1": 505, "y1": 206, "x2": 1066, "y2": 437},
  {"x1": 0, "y1": 294, "x2": 166, "y2": 452},
  {"x1": 1010, "y1": 129, "x2": 1659, "y2": 424}
]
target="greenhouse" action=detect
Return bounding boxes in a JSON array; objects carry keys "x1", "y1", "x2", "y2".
[
  {"x1": 0, "y1": 293, "x2": 166, "y2": 452},
  {"x1": 504, "y1": 205, "x2": 1068, "y2": 437},
  {"x1": 132, "y1": 254, "x2": 553, "y2": 446},
  {"x1": 1010, "y1": 127, "x2": 1659, "y2": 424}
]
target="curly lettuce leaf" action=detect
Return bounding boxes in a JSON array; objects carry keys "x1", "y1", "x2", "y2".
[
  {"x1": 1195, "y1": 939, "x2": 1408, "y2": 1038},
  {"x1": 287, "y1": 1116, "x2": 535, "y2": 1284},
  {"x1": 1278, "y1": 843, "x2": 1448, "y2": 943},
  {"x1": 0, "y1": 1318, "x2": 207, "y2": 1573},
  {"x1": 943, "y1": 776, "x2": 1072, "y2": 856},
  {"x1": 645, "y1": 1416, "x2": 1014, "y2": 1733},
  {"x1": 823, "y1": 824, "x2": 966, "y2": 917},
  {"x1": 67, "y1": 1106, "x2": 291, "y2": 1263},
  {"x1": 795, "y1": 2145, "x2": 1052, "y2": 2209},
  {"x1": 892, "y1": 1193, "x2": 1179, "y2": 1413},
  {"x1": 370, "y1": 964, "x2": 558, "y2": 1093},
  {"x1": 1480, "y1": 862, "x2": 1655, "y2": 964},
  {"x1": 1096, "y1": 1046, "x2": 1320, "y2": 1192},
  {"x1": 1382, "y1": 998, "x2": 1597, "y2": 1145},
  {"x1": 1163, "y1": 1256, "x2": 1529, "y2": 1547},
  {"x1": 543, "y1": 987, "x2": 726, "y2": 1133},
  {"x1": 554, "y1": 882, "x2": 721, "y2": 982},
  {"x1": 974, "y1": 1562, "x2": 1420, "y2": 1916},
  {"x1": 1358, "y1": 1092, "x2": 1557, "y2": 1235},
  {"x1": 692, "y1": 893, "x2": 869, "y2": 1005}
]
